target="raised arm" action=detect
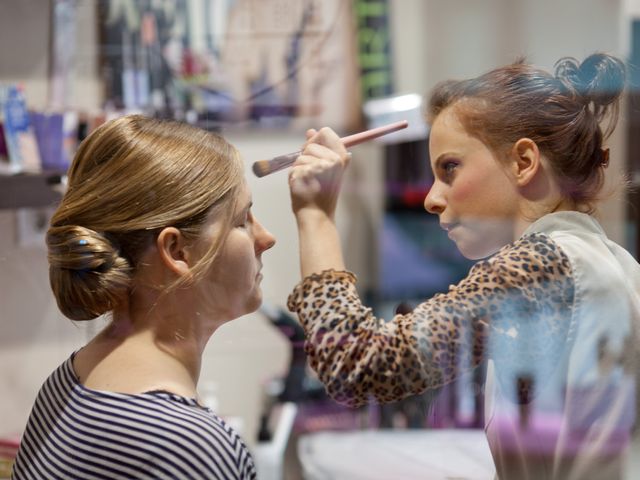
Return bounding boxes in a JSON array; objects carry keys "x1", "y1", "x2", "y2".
[
  {"x1": 288, "y1": 127, "x2": 350, "y2": 277},
  {"x1": 286, "y1": 234, "x2": 575, "y2": 408}
]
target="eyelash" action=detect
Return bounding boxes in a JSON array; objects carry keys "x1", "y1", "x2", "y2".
[
  {"x1": 441, "y1": 160, "x2": 458, "y2": 177},
  {"x1": 237, "y1": 211, "x2": 252, "y2": 228}
]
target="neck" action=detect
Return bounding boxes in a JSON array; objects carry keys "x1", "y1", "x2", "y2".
[
  {"x1": 514, "y1": 195, "x2": 575, "y2": 240},
  {"x1": 512, "y1": 159, "x2": 578, "y2": 240},
  {"x1": 83, "y1": 288, "x2": 221, "y2": 397},
  {"x1": 128, "y1": 287, "x2": 221, "y2": 381}
]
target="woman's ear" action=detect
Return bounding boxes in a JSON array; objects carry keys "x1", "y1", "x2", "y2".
[
  {"x1": 511, "y1": 138, "x2": 541, "y2": 187},
  {"x1": 156, "y1": 227, "x2": 191, "y2": 276}
]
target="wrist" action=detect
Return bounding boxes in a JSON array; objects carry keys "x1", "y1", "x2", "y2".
[{"x1": 294, "y1": 207, "x2": 335, "y2": 228}]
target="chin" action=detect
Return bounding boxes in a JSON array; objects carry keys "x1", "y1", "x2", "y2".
[
  {"x1": 455, "y1": 239, "x2": 502, "y2": 260},
  {"x1": 243, "y1": 291, "x2": 263, "y2": 316},
  {"x1": 458, "y1": 248, "x2": 489, "y2": 260},
  {"x1": 452, "y1": 219, "x2": 514, "y2": 259}
]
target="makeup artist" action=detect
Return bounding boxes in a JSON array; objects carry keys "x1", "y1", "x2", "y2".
[
  {"x1": 286, "y1": 52, "x2": 640, "y2": 480},
  {"x1": 12, "y1": 114, "x2": 275, "y2": 480}
]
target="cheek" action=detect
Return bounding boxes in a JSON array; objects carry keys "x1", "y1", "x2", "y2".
[
  {"x1": 225, "y1": 242, "x2": 258, "y2": 283},
  {"x1": 449, "y1": 177, "x2": 479, "y2": 203},
  {"x1": 204, "y1": 248, "x2": 255, "y2": 290},
  {"x1": 217, "y1": 253, "x2": 256, "y2": 284},
  {"x1": 450, "y1": 170, "x2": 514, "y2": 214}
]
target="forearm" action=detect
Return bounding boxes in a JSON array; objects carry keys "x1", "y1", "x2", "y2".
[
  {"x1": 287, "y1": 270, "x2": 440, "y2": 407},
  {"x1": 295, "y1": 208, "x2": 345, "y2": 278}
]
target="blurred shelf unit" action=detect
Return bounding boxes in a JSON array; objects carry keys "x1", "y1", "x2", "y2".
[{"x1": 0, "y1": 172, "x2": 65, "y2": 210}]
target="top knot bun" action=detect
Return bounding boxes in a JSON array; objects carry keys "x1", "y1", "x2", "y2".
[{"x1": 555, "y1": 53, "x2": 626, "y2": 118}]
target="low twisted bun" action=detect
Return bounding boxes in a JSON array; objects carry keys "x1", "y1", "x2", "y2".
[{"x1": 47, "y1": 225, "x2": 132, "y2": 320}]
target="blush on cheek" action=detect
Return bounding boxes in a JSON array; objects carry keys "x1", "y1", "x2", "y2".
[{"x1": 449, "y1": 178, "x2": 475, "y2": 202}]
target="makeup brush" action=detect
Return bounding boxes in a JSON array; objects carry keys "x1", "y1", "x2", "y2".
[{"x1": 252, "y1": 120, "x2": 409, "y2": 177}]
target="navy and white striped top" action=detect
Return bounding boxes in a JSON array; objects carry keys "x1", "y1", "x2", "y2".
[{"x1": 11, "y1": 353, "x2": 257, "y2": 479}]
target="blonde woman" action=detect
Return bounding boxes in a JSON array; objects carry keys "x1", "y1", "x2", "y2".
[{"x1": 12, "y1": 115, "x2": 275, "y2": 480}]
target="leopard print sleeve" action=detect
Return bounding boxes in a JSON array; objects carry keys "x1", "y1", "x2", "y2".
[{"x1": 287, "y1": 233, "x2": 575, "y2": 408}]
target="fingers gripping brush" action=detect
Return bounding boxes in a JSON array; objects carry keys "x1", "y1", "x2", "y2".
[{"x1": 251, "y1": 120, "x2": 409, "y2": 178}]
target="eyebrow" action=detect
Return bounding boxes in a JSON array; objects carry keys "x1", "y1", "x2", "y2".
[{"x1": 433, "y1": 153, "x2": 458, "y2": 167}]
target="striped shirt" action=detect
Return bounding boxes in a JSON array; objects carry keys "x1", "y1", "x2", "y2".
[{"x1": 11, "y1": 354, "x2": 257, "y2": 480}]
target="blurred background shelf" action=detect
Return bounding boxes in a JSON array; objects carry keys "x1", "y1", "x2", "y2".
[{"x1": 0, "y1": 172, "x2": 64, "y2": 210}]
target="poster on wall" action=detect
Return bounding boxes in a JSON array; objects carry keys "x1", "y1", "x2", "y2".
[{"x1": 97, "y1": 0, "x2": 362, "y2": 133}]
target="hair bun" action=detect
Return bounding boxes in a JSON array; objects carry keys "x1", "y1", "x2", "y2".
[
  {"x1": 47, "y1": 225, "x2": 132, "y2": 320},
  {"x1": 555, "y1": 53, "x2": 626, "y2": 112}
]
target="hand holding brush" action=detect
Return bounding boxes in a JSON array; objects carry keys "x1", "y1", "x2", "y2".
[{"x1": 252, "y1": 120, "x2": 409, "y2": 177}]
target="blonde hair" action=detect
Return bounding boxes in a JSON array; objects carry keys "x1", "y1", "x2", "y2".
[{"x1": 47, "y1": 114, "x2": 244, "y2": 320}]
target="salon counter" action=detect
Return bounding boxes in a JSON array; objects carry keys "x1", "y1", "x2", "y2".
[{"x1": 297, "y1": 428, "x2": 494, "y2": 480}]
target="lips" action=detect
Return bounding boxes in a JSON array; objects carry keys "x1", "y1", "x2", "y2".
[
  {"x1": 440, "y1": 222, "x2": 459, "y2": 232},
  {"x1": 440, "y1": 222, "x2": 460, "y2": 240}
]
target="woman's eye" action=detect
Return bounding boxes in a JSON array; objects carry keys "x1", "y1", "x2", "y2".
[
  {"x1": 442, "y1": 161, "x2": 458, "y2": 176},
  {"x1": 237, "y1": 211, "x2": 252, "y2": 228}
]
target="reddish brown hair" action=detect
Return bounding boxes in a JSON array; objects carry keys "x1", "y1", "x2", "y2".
[{"x1": 428, "y1": 53, "x2": 626, "y2": 209}]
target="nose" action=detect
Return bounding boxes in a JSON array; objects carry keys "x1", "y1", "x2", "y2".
[
  {"x1": 254, "y1": 219, "x2": 276, "y2": 254},
  {"x1": 424, "y1": 181, "x2": 446, "y2": 215}
]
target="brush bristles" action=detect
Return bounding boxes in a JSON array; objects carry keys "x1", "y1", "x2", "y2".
[
  {"x1": 252, "y1": 160, "x2": 272, "y2": 177},
  {"x1": 252, "y1": 152, "x2": 298, "y2": 177}
]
